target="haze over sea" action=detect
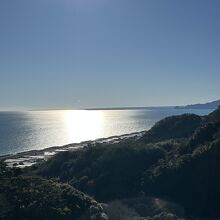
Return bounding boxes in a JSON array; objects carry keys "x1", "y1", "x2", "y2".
[{"x1": 0, "y1": 108, "x2": 213, "y2": 156}]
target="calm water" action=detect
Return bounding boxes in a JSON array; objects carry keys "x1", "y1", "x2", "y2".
[{"x1": 0, "y1": 108, "x2": 213, "y2": 155}]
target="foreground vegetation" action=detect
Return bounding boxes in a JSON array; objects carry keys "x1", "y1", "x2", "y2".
[
  {"x1": 1, "y1": 107, "x2": 220, "y2": 219},
  {"x1": 0, "y1": 162, "x2": 106, "y2": 220}
]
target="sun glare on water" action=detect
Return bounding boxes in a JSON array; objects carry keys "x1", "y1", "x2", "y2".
[{"x1": 62, "y1": 110, "x2": 104, "y2": 143}]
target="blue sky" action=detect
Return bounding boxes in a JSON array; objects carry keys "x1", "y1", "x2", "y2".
[{"x1": 0, "y1": 0, "x2": 220, "y2": 110}]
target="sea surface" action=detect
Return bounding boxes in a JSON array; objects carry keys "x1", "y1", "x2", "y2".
[{"x1": 0, "y1": 108, "x2": 213, "y2": 156}]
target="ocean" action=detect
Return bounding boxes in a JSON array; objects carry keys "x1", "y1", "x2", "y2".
[{"x1": 0, "y1": 108, "x2": 213, "y2": 155}]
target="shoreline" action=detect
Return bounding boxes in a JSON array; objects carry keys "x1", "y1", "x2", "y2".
[{"x1": 1, "y1": 130, "x2": 146, "y2": 168}]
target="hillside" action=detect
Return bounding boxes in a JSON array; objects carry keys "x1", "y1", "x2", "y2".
[
  {"x1": 0, "y1": 162, "x2": 107, "y2": 220},
  {"x1": 1, "y1": 107, "x2": 220, "y2": 219}
]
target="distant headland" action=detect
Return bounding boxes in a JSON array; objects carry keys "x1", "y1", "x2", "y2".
[{"x1": 175, "y1": 99, "x2": 220, "y2": 109}]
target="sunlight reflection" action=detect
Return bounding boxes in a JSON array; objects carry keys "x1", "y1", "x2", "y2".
[{"x1": 62, "y1": 110, "x2": 104, "y2": 143}]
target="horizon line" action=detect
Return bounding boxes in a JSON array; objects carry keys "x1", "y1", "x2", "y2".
[{"x1": 0, "y1": 98, "x2": 219, "y2": 112}]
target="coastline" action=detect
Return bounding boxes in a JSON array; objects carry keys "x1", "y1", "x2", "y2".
[{"x1": 0, "y1": 130, "x2": 146, "y2": 168}]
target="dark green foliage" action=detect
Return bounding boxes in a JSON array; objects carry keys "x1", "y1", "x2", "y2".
[
  {"x1": 143, "y1": 138, "x2": 220, "y2": 217},
  {"x1": 186, "y1": 121, "x2": 220, "y2": 152},
  {"x1": 32, "y1": 141, "x2": 165, "y2": 201},
  {"x1": 206, "y1": 106, "x2": 220, "y2": 123},
  {"x1": 0, "y1": 161, "x2": 22, "y2": 178},
  {"x1": 141, "y1": 114, "x2": 202, "y2": 143},
  {"x1": 0, "y1": 163, "x2": 105, "y2": 220}
]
